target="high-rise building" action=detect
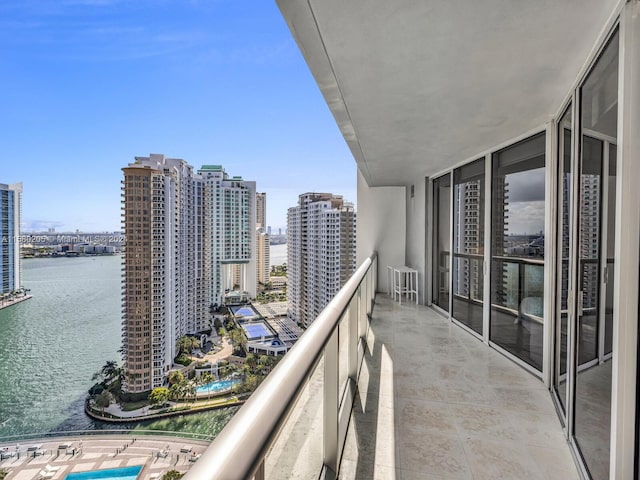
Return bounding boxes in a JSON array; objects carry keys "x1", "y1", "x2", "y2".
[
  {"x1": 0, "y1": 183, "x2": 22, "y2": 295},
  {"x1": 256, "y1": 192, "x2": 266, "y2": 229},
  {"x1": 121, "y1": 155, "x2": 256, "y2": 393},
  {"x1": 255, "y1": 192, "x2": 270, "y2": 286},
  {"x1": 197, "y1": 165, "x2": 257, "y2": 305},
  {"x1": 287, "y1": 193, "x2": 356, "y2": 327},
  {"x1": 256, "y1": 228, "x2": 270, "y2": 286}
]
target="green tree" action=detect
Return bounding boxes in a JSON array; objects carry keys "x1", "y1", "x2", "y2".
[
  {"x1": 149, "y1": 387, "x2": 170, "y2": 407},
  {"x1": 235, "y1": 374, "x2": 263, "y2": 394},
  {"x1": 213, "y1": 318, "x2": 223, "y2": 330},
  {"x1": 162, "y1": 470, "x2": 184, "y2": 480},
  {"x1": 178, "y1": 336, "x2": 200, "y2": 355},
  {"x1": 230, "y1": 329, "x2": 247, "y2": 355},
  {"x1": 94, "y1": 390, "x2": 112, "y2": 414},
  {"x1": 169, "y1": 383, "x2": 184, "y2": 402},
  {"x1": 168, "y1": 370, "x2": 184, "y2": 386},
  {"x1": 259, "y1": 355, "x2": 275, "y2": 373},
  {"x1": 225, "y1": 317, "x2": 235, "y2": 331},
  {"x1": 245, "y1": 353, "x2": 258, "y2": 374},
  {"x1": 0, "y1": 468, "x2": 8, "y2": 480},
  {"x1": 200, "y1": 372, "x2": 214, "y2": 385},
  {"x1": 92, "y1": 360, "x2": 119, "y2": 383},
  {"x1": 184, "y1": 382, "x2": 197, "y2": 403}
]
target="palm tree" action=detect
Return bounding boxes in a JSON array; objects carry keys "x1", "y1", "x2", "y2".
[
  {"x1": 179, "y1": 381, "x2": 196, "y2": 403},
  {"x1": 168, "y1": 370, "x2": 184, "y2": 386},
  {"x1": 200, "y1": 372, "x2": 214, "y2": 385},
  {"x1": 245, "y1": 354, "x2": 258, "y2": 374},
  {"x1": 169, "y1": 383, "x2": 184, "y2": 402},
  {"x1": 230, "y1": 329, "x2": 247, "y2": 355},
  {"x1": 92, "y1": 360, "x2": 119, "y2": 383},
  {"x1": 259, "y1": 355, "x2": 275, "y2": 374},
  {"x1": 178, "y1": 336, "x2": 200, "y2": 355}
]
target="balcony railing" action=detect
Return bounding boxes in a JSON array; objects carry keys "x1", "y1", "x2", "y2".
[{"x1": 184, "y1": 253, "x2": 377, "y2": 480}]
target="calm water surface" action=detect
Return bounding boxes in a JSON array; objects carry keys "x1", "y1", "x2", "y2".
[
  {"x1": 270, "y1": 243, "x2": 286, "y2": 267},
  {"x1": 0, "y1": 256, "x2": 236, "y2": 438}
]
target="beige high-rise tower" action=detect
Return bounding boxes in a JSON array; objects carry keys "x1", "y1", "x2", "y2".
[
  {"x1": 287, "y1": 193, "x2": 356, "y2": 327},
  {"x1": 256, "y1": 192, "x2": 270, "y2": 286},
  {"x1": 122, "y1": 156, "x2": 256, "y2": 393}
]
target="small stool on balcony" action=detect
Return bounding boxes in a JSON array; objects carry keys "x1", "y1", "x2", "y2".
[
  {"x1": 392, "y1": 266, "x2": 418, "y2": 305},
  {"x1": 386, "y1": 265, "x2": 398, "y2": 298}
]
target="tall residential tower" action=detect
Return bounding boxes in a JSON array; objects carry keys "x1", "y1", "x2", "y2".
[
  {"x1": 121, "y1": 155, "x2": 256, "y2": 393},
  {"x1": 287, "y1": 193, "x2": 356, "y2": 327},
  {"x1": 0, "y1": 183, "x2": 22, "y2": 295},
  {"x1": 255, "y1": 192, "x2": 270, "y2": 286}
]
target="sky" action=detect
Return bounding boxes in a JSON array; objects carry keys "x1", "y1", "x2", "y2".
[{"x1": 0, "y1": 0, "x2": 356, "y2": 233}]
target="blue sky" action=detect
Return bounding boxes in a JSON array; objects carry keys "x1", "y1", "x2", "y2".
[{"x1": 0, "y1": 0, "x2": 356, "y2": 232}]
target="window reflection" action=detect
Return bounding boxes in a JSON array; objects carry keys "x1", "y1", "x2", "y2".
[
  {"x1": 490, "y1": 133, "x2": 546, "y2": 371},
  {"x1": 574, "y1": 29, "x2": 618, "y2": 480}
]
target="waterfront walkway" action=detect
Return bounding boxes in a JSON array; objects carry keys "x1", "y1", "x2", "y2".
[
  {"x1": 0, "y1": 436, "x2": 209, "y2": 480},
  {"x1": 94, "y1": 394, "x2": 243, "y2": 421},
  {"x1": 0, "y1": 295, "x2": 32, "y2": 311}
]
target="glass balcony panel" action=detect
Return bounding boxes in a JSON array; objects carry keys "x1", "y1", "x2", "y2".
[
  {"x1": 452, "y1": 158, "x2": 485, "y2": 335},
  {"x1": 339, "y1": 310, "x2": 350, "y2": 400},
  {"x1": 264, "y1": 355, "x2": 324, "y2": 480}
]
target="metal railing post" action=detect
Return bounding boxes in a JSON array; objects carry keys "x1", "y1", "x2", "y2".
[
  {"x1": 349, "y1": 296, "x2": 358, "y2": 380},
  {"x1": 253, "y1": 460, "x2": 265, "y2": 480},
  {"x1": 324, "y1": 330, "x2": 339, "y2": 477}
]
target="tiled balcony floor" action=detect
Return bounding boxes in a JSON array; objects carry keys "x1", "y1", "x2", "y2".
[{"x1": 339, "y1": 295, "x2": 579, "y2": 480}]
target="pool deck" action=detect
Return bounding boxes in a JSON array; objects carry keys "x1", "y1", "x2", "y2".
[{"x1": 0, "y1": 436, "x2": 209, "y2": 480}]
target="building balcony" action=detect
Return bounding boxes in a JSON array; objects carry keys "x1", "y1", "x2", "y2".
[
  {"x1": 182, "y1": 254, "x2": 577, "y2": 479},
  {"x1": 339, "y1": 295, "x2": 575, "y2": 479}
]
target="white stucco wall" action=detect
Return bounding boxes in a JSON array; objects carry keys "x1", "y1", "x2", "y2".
[{"x1": 356, "y1": 170, "x2": 406, "y2": 293}]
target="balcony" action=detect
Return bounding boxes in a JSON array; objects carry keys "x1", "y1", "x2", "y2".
[{"x1": 183, "y1": 254, "x2": 577, "y2": 480}]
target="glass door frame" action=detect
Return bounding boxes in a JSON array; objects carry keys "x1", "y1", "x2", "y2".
[
  {"x1": 450, "y1": 157, "x2": 488, "y2": 340},
  {"x1": 556, "y1": 22, "x2": 622, "y2": 480},
  {"x1": 429, "y1": 124, "x2": 551, "y2": 372},
  {"x1": 552, "y1": 96, "x2": 576, "y2": 427}
]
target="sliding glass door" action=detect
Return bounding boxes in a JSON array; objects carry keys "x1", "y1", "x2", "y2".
[
  {"x1": 452, "y1": 159, "x2": 485, "y2": 334},
  {"x1": 490, "y1": 133, "x2": 546, "y2": 371},
  {"x1": 572, "y1": 30, "x2": 618, "y2": 480}
]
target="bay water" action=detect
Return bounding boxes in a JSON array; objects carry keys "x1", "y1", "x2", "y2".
[{"x1": 0, "y1": 256, "x2": 237, "y2": 439}]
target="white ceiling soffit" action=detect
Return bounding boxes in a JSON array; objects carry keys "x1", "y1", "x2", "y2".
[{"x1": 277, "y1": 0, "x2": 619, "y2": 187}]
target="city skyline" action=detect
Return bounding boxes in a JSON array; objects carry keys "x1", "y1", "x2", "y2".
[{"x1": 0, "y1": 1, "x2": 356, "y2": 233}]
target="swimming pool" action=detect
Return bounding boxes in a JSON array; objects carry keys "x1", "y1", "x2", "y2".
[
  {"x1": 195, "y1": 379, "x2": 241, "y2": 394},
  {"x1": 65, "y1": 466, "x2": 143, "y2": 480},
  {"x1": 241, "y1": 322, "x2": 273, "y2": 339},
  {"x1": 233, "y1": 307, "x2": 256, "y2": 317}
]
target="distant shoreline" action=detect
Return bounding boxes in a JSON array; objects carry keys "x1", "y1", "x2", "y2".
[{"x1": 22, "y1": 253, "x2": 121, "y2": 259}]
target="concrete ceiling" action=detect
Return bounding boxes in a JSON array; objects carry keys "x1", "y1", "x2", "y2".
[{"x1": 277, "y1": 0, "x2": 619, "y2": 187}]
